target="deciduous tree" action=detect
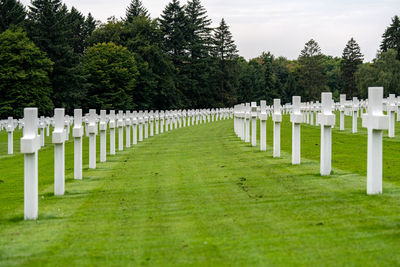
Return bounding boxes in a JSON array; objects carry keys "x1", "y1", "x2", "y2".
[
  {"x1": 81, "y1": 42, "x2": 138, "y2": 110},
  {"x1": 0, "y1": 28, "x2": 53, "y2": 118}
]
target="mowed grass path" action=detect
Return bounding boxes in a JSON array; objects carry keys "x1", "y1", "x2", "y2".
[{"x1": 0, "y1": 116, "x2": 400, "y2": 266}]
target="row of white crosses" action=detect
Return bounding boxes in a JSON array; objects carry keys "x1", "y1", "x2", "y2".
[
  {"x1": 337, "y1": 93, "x2": 400, "y2": 138},
  {"x1": 233, "y1": 99, "x2": 282, "y2": 158},
  {"x1": 1, "y1": 114, "x2": 69, "y2": 155},
  {"x1": 19, "y1": 107, "x2": 232, "y2": 220},
  {"x1": 0, "y1": 115, "x2": 53, "y2": 155},
  {"x1": 1, "y1": 108, "x2": 234, "y2": 155},
  {"x1": 233, "y1": 87, "x2": 390, "y2": 196}
]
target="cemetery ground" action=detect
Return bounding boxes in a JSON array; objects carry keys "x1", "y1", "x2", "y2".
[{"x1": 1, "y1": 114, "x2": 400, "y2": 266}]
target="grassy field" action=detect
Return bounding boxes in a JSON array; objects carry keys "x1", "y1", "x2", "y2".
[{"x1": 0, "y1": 115, "x2": 400, "y2": 266}]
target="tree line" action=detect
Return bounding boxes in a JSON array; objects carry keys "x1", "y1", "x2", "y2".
[{"x1": 0, "y1": 0, "x2": 399, "y2": 118}]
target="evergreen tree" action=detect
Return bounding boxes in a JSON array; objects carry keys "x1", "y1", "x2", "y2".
[
  {"x1": 213, "y1": 18, "x2": 238, "y2": 60},
  {"x1": 341, "y1": 37, "x2": 363, "y2": 97},
  {"x1": 272, "y1": 56, "x2": 291, "y2": 104},
  {"x1": 0, "y1": 0, "x2": 26, "y2": 32},
  {"x1": 159, "y1": 0, "x2": 187, "y2": 61},
  {"x1": 159, "y1": 0, "x2": 189, "y2": 106},
  {"x1": 27, "y1": 0, "x2": 85, "y2": 112},
  {"x1": 184, "y1": 0, "x2": 213, "y2": 107},
  {"x1": 237, "y1": 57, "x2": 253, "y2": 103},
  {"x1": 381, "y1": 15, "x2": 400, "y2": 59},
  {"x1": 247, "y1": 59, "x2": 266, "y2": 102},
  {"x1": 66, "y1": 7, "x2": 85, "y2": 54},
  {"x1": 213, "y1": 18, "x2": 239, "y2": 106},
  {"x1": 260, "y1": 52, "x2": 277, "y2": 102},
  {"x1": 185, "y1": 0, "x2": 212, "y2": 59},
  {"x1": 66, "y1": 9, "x2": 96, "y2": 54},
  {"x1": 82, "y1": 13, "x2": 96, "y2": 49},
  {"x1": 81, "y1": 42, "x2": 138, "y2": 110},
  {"x1": 285, "y1": 70, "x2": 301, "y2": 101},
  {"x1": 298, "y1": 39, "x2": 327, "y2": 100},
  {"x1": 0, "y1": 28, "x2": 53, "y2": 118},
  {"x1": 325, "y1": 56, "x2": 344, "y2": 98},
  {"x1": 125, "y1": 0, "x2": 149, "y2": 22}
]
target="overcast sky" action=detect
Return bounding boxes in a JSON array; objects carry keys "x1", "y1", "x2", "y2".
[{"x1": 21, "y1": 0, "x2": 400, "y2": 62}]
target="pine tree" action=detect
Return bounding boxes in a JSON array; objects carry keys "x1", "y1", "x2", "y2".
[
  {"x1": 260, "y1": 52, "x2": 278, "y2": 102},
  {"x1": 300, "y1": 38, "x2": 321, "y2": 58},
  {"x1": 185, "y1": 0, "x2": 211, "y2": 59},
  {"x1": 66, "y1": 7, "x2": 85, "y2": 54},
  {"x1": 83, "y1": 13, "x2": 96, "y2": 49},
  {"x1": 159, "y1": 0, "x2": 189, "y2": 106},
  {"x1": 159, "y1": 0, "x2": 187, "y2": 61},
  {"x1": 298, "y1": 39, "x2": 327, "y2": 100},
  {"x1": 27, "y1": 0, "x2": 84, "y2": 112},
  {"x1": 66, "y1": 9, "x2": 96, "y2": 54},
  {"x1": 125, "y1": 0, "x2": 149, "y2": 22},
  {"x1": 213, "y1": 18, "x2": 238, "y2": 60},
  {"x1": 184, "y1": 0, "x2": 213, "y2": 107},
  {"x1": 381, "y1": 15, "x2": 400, "y2": 59},
  {"x1": 212, "y1": 18, "x2": 239, "y2": 106},
  {"x1": 0, "y1": 0, "x2": 26, "y2": 32},
  {"x1": 341, "y1": 37, "x2": 363, "y2": 97}
]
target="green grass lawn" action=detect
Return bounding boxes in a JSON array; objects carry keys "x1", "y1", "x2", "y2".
[{"x1": 0, "y1": 115, "x2": 400, "y2": 266}]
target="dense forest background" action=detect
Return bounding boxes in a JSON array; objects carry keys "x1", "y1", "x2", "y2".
[{"x1": 0, "y1": 0, "x2": 399, "y2": 118}]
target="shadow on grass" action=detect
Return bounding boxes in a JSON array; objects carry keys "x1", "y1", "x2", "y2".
[
  {"x1": 41, "y1": 192, "x2": 54, "y2": 198},
  {"x1": 3, "y1": 212, "x2": 61, "y2": 223},
  {"x1": 6, "y1": 215, "x2": 24, "y2": 223}
]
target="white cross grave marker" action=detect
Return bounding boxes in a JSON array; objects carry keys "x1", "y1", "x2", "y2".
[
  {"x1": 21, "y1": 108, "x2": 41, "y2": 220},
  {"x1": 387, "y1": 94, "x2": 396, "y2": 137},
  {"x1": 117, "y1": 110, "x2": 124, "y2": 150},
  {"x1": 131, "y1": 111, "x2": 138, "y2": 145},
  {"x1": 340, "y1": 94, "x2": 346, "y2": 130},
  {"x1": 52, "y1": 108, "x2": 66, "y2": 195},
  {"x1": 362, "y1": 87, "x2": 389, "y2": 195},
  {"x1": 259, "y1": 101, "x2": 267, "y2": 151},
  {"x1": 352, "y1": 97, "x2": 359, "y2": 133},
  {"x1": 155, "y1": 111, "x2": 160, "y2": 134},
  {"x1": 160, "y1": 111, "x2": 165, "y2": 133},
  {"x1": 7, "y1": 117, "x2": 14, "y2": 154},
  {"x1": 125, "y1": 111, "x2": 131, "y2": 148},
  {"x1": 46, "y1": 117, "x2": 50, "y2": 136},
  {"x1": 290, "y1": 96, "x2": 303, "y2": 165},
  {"x1": 39, "y1": 116, "x2": 45, "y2": 147},
  {"x1": 100, "y1": 110, "x2": 107, "y2": 162},
  {"x1": 251, "y1": 102, "x2": 257, "y2": 147},
  {"x1": 245, "y1": 103, "x2": 251, "y2": 143},
  {"x1": 88, "y1": 109, "x2": 98, "y2": 169},
  {"x1": 150, "y1": 111, "x2": 154, "y2": 136},
  {"x1": 138, "y1": 111, "x2": 144, "y2": 140},
  {"x1": 272, "y1": 99, "x2": 282, "y2": 158},
  {"x1": 109, "y1": 110, "x2": 116, "y2": 155},
  {"x1": 73, "y1": 109, "x2": 84, "y2": 179},
  {"x1": 317, "y1": 92, "x2": 335, "y2": 175},
  {"x1": 144, "y1": 111, "x2": 149, "y2": 138}
]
